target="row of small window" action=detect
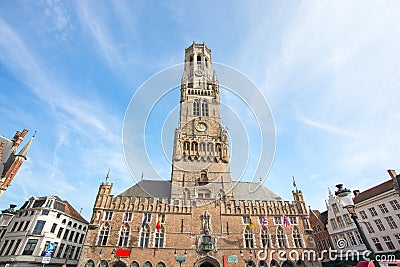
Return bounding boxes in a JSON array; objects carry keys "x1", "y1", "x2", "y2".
[
  {"x1": 372, "y1": 235, "x2": 400, "y2": 251},
  {"x1": 60, "y1": 218, "x2": 86, "y2": 230},
  {"x1": 97, "y1": 223, "x2": 165, "y2": 248},
  {"x1": 330, "y1": 214, "x2": 353, "y2": 230},
  {"x1": 242, "y1": 216, "x2": 297, "y2": 225},
  {"x1": 363, "y1": 216, "x2": 399, "y2": 233},
  {"x1": 359, "y1": 200, "x2": 400, "y2": 219},
  {"x1": 312, "y1": 224, "x2": 322, "y2": 233},
  {"x1": 86, "y1": 260, "x2": 166, "y2": 267},
  {"x1": 0, "y1": 238, "x2": 81, "y2": 260},
  {"x1": 315, "y1": 238, "x2": 331, "y2": 252},
  {"x1": 332, "y1": 231, "x2": 364, "y2": 248},
  {"x1": 243, "y1": 226, "x2": 303, "y2": 249},
  {"x1": 103, "y1": 212, "x2": 165, "y2": 224}
]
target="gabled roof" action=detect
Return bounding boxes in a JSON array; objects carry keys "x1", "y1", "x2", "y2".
[
  {"x1": 0, "y1": 136, "x2": 14, "y2": 177},
  {"x1": 353, "y1": 179, "x2": 394, "y2": 204},
  {"x1": 19, "y1": 196, "x2": 88, "y2": 224},
  {"x1": 117, "y1": 179, "x2": 284, "y2": 201}
]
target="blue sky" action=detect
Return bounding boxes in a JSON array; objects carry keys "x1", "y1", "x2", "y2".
[{"x1": 1, "y1": 1, "x2": 400, "y2": 219}]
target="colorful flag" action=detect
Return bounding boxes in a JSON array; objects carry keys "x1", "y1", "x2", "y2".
[
  {"x1": 283, "y1": 215, "x2": 291, "y2": 229},
  {"x1": 141, "y1": 214, "x2": 147, "y2": 228},
  {"x1": 248, "y1": 215, "x2": 254, "y2": 230},
  {"x1": 261, "y1": 216, "x2": 268, "y2": 228},
  {"x1": 292, "y1": 176, "x2": 297, "y2": 188},
  {"x1": 156, "y1": 214, "x2": 162, "y2": 231}
]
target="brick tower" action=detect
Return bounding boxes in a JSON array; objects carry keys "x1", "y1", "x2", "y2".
[{"x1": 170, "y1": 42, "x2": 233, "y2": 204}]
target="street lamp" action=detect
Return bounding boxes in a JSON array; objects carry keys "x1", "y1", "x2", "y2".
[
  {"x1": 174, "y1": 249, "x2": 188, "y2": 267},
  {"x1": 335, "y1": 184, "x2": 381, "y2": 267}
]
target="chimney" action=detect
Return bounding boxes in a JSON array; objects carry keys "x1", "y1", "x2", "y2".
[{"x1": 353, "y1": 190, "x2": 360, "y2": 197}]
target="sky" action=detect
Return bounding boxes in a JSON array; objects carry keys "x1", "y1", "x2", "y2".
[{"x1": 1, "y1": 0, "x2": 400, "y2": 220}]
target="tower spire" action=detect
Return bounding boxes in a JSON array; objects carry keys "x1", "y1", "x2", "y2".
[
  {"x1": 105, "y1": 169, "x2": 110, "y2": 183},
  {"x1": 16, "y1": 133, "x2": 35, "y2": 159}
]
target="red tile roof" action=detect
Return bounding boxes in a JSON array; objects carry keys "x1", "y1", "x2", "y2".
[
  {"x1": 353, "y1": 180, "x2": 394, "y2": 204},
  {"x1": 64, "y1": 201, "x2": 89, "y2": 224}
]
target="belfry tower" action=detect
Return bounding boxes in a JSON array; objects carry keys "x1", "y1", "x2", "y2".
[{"x1": 170, "y1": 43, "x2": 233, "y2": 204}]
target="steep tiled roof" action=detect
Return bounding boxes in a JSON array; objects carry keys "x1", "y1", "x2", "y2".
[
  {"x1": 353, "y1": 180, "x2": 394, "y2": 204},
  {"x1": 118, "y1": 179, "x2": 284, "y2": 201}
]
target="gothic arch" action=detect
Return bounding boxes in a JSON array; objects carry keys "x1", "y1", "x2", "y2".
[{"x1": 193, "y1": 256, "x2": 221, "y2": 267}]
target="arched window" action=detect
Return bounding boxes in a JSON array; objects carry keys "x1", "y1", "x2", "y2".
[
  {"x1": 216, "y1": 143, "x2": 221, "y2": 156},
  {"x1": 244, "y1": 226, "x2": 254, "y2": 248},
  {"x1": 200, "y1": 171, "x2": 208, "y2": 182},
  {"x1": 207, "y1": 143, "x2": 214, "y2": 153},
  {"x1": 156, "y1": 262, "x2": 166, "y2": 267},
  {"x1": 131, "y1": 262, "x2": 139, "y2": 267},
  {"x1": 100, "y1": 260, "x2": 108, "y2": 267},
  {"x1": 98, "y1": 223, "x2": 110, "y2": 246},
  {"x1": 205, "y1": 58, "x2": 208, "y2": 68},
  {"x1": 118, "y1": 223, "x2": 130, "y2": 247},
  {"x1": 183, "y1": 141, "x2": 190, "y2": 151},
  {"x1": 193, "y1": 101, "x2": 200, "y2": 116},
  {"x1": 86, "y1": 260, "x2": 95, "y2": 267},
  {"x1": 62, "y1": 219, "x2": 66, "y2": 224},
  {"x1": 200, "y1": 142, "x2": 206, "y2": 153},
  {"x1": 73, "y1": 223, "x2": 77, "y2": 228},
  {"x1": 191, "y1": 142, "x2": 198, "y2": 152},
  {"x1": 260, "y1": 228, "x2": 270, "y2": 248},
  {"x1": 154, "y1": 225, "x2": 165, "y2": 248},
  {"x1": 202, "y1": 101, "x2": 209, "y2": 117},
  {"x1": 197, "y1": 55, "x2": 201, "y2": 64},
  {"x1": 139, "y1": 224, "x2": 151, "y2": 247},
  {"x1": 144, "y1": 261, "x2": 152, "y2": 267},
  {"x1": 292, "y1": 226, "x2": 303, "y2": 248},
  {"x1": 68, "y1": 221, "x2": 72, "y2": 226},
  {"x1": 276, "y1": 226, "x2": 286, "y2": 248}
]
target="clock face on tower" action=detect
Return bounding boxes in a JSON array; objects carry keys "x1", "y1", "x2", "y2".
[
  {"x1": 195, "y1": 122, "x2": 207, "y2": 132},
  {"x1": 195, "y1": 69, "x2": 204, "y2": 77}
]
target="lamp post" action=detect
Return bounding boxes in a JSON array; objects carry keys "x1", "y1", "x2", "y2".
[
  {"x1": 174, "y1": 249, "x2": 188, "y2": 267},
  {"x1": 335, "y1": 184, "x2": 381, "y2": 267}
]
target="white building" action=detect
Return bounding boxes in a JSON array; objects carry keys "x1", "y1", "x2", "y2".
[
  {"x1": 325, "y1": 190, "x2": 367, "y2": 253},
  {"x1": 353, "y1": 169, "x2": 400, "y2": 254},
  {"x1": 0, "y1": 204, "x2": 17, "y2": 240},
  {"x1": 0, "y1": 195, "x2": 89, "y2": 267}
]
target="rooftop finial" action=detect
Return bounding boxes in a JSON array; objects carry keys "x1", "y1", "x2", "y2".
[
  {"x1": 105, "y1": 169, "x2": 110, "y2": 183},
  {"x1": 141, "y1": 172, "x2": 144, "y2": 181}
]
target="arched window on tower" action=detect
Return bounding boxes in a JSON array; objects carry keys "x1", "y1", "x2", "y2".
[
  {"x1": 202, "y1": 101, "x2": 209, "y2": 117},
  {"x1": 207, "y1": 143, "x2": 214, "y2": 155},
  {"x1": 183, "y1": 141, "x2": 190, "y2": 152},
  {"x1": 261, "y1": 228, "x2": 270, "y2": 248},
  {"x1": 197, "y1": 55, "x2": 201, "y2": 64},
  {"x1": 244, "y1": 226, "x2": 254, "y2": 248},
  {"x1": 193, "y1": 101, "x2": 200, "y2": 116},
  {"x1": 139, "y1": 224, "x2": 151, "y2": 248},
  {"x1": 154, "y1": 225, "x2": 165, "y2": 248},
  {"x1": 200, "y1": 171, "x2": 208, "y2": 183},
  {"x1": 276, "y1": 226, "x2": 286, "y2": 248},
  {"x1": 97, "y1": 223, "x2": 110, "y2": 246},
  {"x1": 292, "y1": 226, "x2": 303, "y2": 248},
  {"x1": 205, "y1": 58, "x2": 208, "y2": 68},
  {"x1": 118, "y1": 223, "x2": 130, "y2": 247},
  {"x1": 200, "y1": 142, "x2": 206, "y2": 154},
  {"x1": 191, "y1": 142, "x2": 198, "y2": 153}
]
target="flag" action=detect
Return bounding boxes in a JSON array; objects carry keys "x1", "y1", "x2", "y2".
[
  {"x1": 141, "y1": 214, "x2": 147, "y2": 228},
  {"x1": 283, "y1": 215, "x2": 291, "y2": 229},
  {"x1": 248, "y1": 215, "x2": 254, "y2": 230},
  {"x1": 292, "y1": 176, "x2": 297, "y2": 188},
  {"x1": 261, "y1": 216, "x2": 268, "y2": 228},
  {"x1": 156, "y1": 214, "x2": 162, "y2": 231}
]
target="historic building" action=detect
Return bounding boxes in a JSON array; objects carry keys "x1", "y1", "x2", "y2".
[
  {"x1": 0, "y1": 129, "x2": 33, "y2": 198},
  {"x1": 78, "y1": 43, "x2": 317, "y2": 267},
  {"x1": 353, "y1": 169, "x2": 400, "y2": 254},
  {"x1": 308, "y1": 209, "x2": 332, "y2": 263},
  {"x1": 0, "y1": 195, "x2": 89, "y2": 267}
]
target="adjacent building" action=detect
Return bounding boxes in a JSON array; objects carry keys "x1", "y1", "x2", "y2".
[
  {"x1": 78, "y1": 43, "x2": 318, "y2": 267},
  {"x1": 0, "y1": 195, "x2": 89, "y2": 267},
  {"x1": 0, "y1": 129, "x2": 33, "y2": 198},
  {"x1": 0, "y1": 204, "x2": 17, "y2": 240},
  {"x1": 309, "y1": 209, "x2": 332, "y2": 262},
  {"x1": 353, "y1": 169, "x2": 400, "y2": 255}
]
